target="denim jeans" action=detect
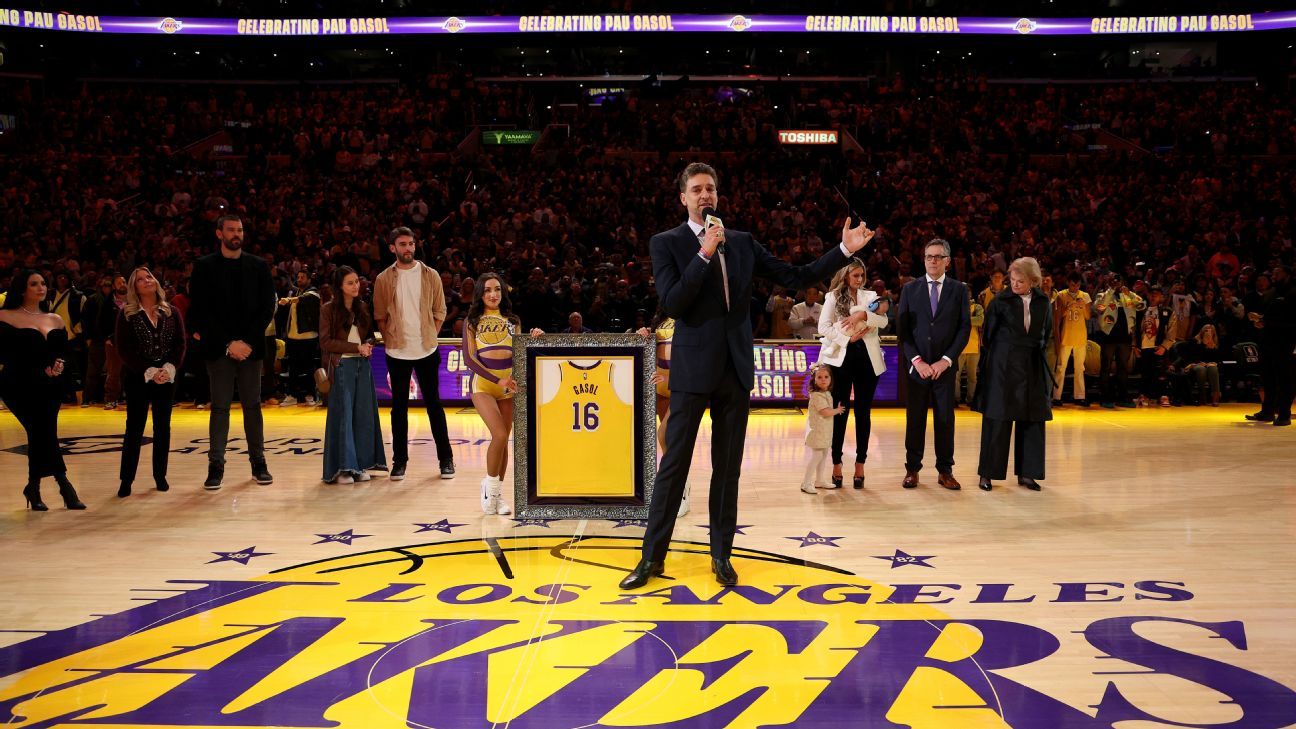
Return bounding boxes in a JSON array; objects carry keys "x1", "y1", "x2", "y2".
[{"x1": 323, "y1": 357, "x2": 388, "y2": 481}]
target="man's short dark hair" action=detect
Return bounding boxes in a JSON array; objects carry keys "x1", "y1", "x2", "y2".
[
  {"x1": 214, "y1": 214, "x2": 242, "y2": 231},
  {"x1": 388, "y1": 226, "x2": 416, "y2": 246},
  {"x1": 678, "y1": 163, "x2": 718, "y2": 193},
  {"x1": 1067, "y1": 272, "x2": 1082, "y2": 284}
]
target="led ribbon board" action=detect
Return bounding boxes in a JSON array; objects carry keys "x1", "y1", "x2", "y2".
[{"x1": 0, "y1": 10, "x2": 1286, "y2": 35}]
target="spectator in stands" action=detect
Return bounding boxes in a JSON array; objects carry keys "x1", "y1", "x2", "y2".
[
  {"x1": 766, "y1": 286, "x2": 795, "y2": 338},
  {"x1": 1052, "y1": 273, "x2": 1092, "y2": 406},
  {"x1": 788, "y1": 287, "x2": 823, "y2": 340},
  {"x1": 1175, "y1": 324, "x2": 1223, "y2": 406},
  {"x1": 1093, "y1": 274, "x2": 1144, "y2": 409},
  {"x1": 956, "y1": 297, "x2": 984, "y2": 408},
  {"x1": 280, "y1": 270, "x2": 321, "y2": 406},
  {"x1": 1136, "y1": 286, "x2": 1175, "y2": 407},
  {"x1": 562, "y1": 311, "x2": 593, "y2": 334}
]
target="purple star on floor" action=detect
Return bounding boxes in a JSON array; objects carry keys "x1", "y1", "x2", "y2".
[
  {"x1": 513, "y1": 518, "x2": 559, "y2": 528},
  {"x1": 313, "y1": 529, "x2": 372, "y2": 546},
  {"x1": 785, "y1": 531, "x2": 843, "y2": 548},
  {"x1": 697, "y1": 524, "x2": 753, "y2": 535},
  {"x1": 608, "y1": 519, "x2": 647, "y2": 528},
  {"x1": 413, "y1": 519, "x2": 468, "y2": 534},
  {"x1": 872, "y1": 549, "x2": 936, "y2": 569},
  {"x1": 207, "y1": 546, "x2": 273, "y2": 565}
]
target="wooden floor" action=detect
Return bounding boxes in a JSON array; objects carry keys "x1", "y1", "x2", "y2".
[{"x1": 1, "y1": 403, "x2": 1295, "y2": 728}]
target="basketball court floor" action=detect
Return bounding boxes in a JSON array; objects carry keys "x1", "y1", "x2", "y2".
[{"x1": 1, "y1": 404, "x2": 1294, "y2": 728}]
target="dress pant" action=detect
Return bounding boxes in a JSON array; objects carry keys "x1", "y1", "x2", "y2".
[
  {"x1": 1260, "y1": 341, "x2": 1294, "y2": 420},
  {"x1": 904, "y1": 365, "x2": 957, "y2": 474},
  {"x1": 119, "y1": 371, "x2": 175, "y2": 485},
  {"x1": 978, "y1": 417, "x2": 1046, "y2": 480},
  {"x1": 642, "y1": 354, "x2": 748, "y2": 562},
  {"x1": 1099, "y1": 341, "x2": 1132, "y2": 403},
  {"x1": 206, "y1": 356, "x2": 265, "y2": 465},
  {"x1": 285, "y1": 337, "x2": 320, "y2": 399},
  {"x1": 385, "y1": 350, "x2": 453, "y2": 464},
  {"x1": 829, "y1": 342, "x2": 880, "y2": 465},
  {"x1": 3, "y1": 382, "x2": 66, "y2": 481}
]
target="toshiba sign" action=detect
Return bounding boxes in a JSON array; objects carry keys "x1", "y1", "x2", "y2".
[{"x1": 778, "y1": 129, "x2": 839, "y2": 145}]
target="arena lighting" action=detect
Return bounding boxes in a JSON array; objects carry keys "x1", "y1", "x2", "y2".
[{"x1": 0, "y1": 9, "x2": 1288, "y2": 36}]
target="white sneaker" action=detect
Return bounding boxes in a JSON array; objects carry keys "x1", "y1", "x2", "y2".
[
  {"x1": 337, "y1": 473, "x2": 355, "y2": 484},
  {"x1": 481, "y1": 476, "x2": 498, "y2": 514},
  {"x1": 279, "y1": 395, "x2": 298, "y2": 407},
  {"x1": 677, "y1": 490, "x2": 691, "y2": 518},
  {"x1": 490, "y1": 477, "x2": 512, "y2": 515},
  {"x1": 355, "y1": 470, "x2": 371, "y2": 482},
  {"x1": 305, "y1": 395, "x2": 316, "y2": 405},
  {"x1": 801, "y1": 483, "x2": 818, "y2": 494}
]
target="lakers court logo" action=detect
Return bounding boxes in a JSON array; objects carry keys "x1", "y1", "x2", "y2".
[{"x1": 3, "y1": 535, "x2": 1295, "y2": 727}]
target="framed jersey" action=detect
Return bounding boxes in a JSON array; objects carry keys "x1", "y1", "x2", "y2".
[{"x1": 511, "y1": 333, "x2": 657, "y2": 519}]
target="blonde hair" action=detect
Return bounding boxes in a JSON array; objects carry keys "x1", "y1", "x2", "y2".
[
  {"x1": 829, "y1": 259, "x2": 867, "y2": 319},
  {"x1": 124, "y1": 267, "x2": 172, "y2": 319},
  {"x1": 1196, "y1": 324, "x2": 1219, "y2": 349},
  {"x1": 1008, "y1": 257, "x2": 1044, "y2": 288}
]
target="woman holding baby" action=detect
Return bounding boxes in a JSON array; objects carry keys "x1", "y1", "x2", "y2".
[{"x1": 816, "y1": 258, "x2": 889, "y2": 489}]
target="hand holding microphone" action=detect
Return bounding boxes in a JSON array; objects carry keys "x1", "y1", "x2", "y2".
[{"x1": 701, "y1": 206, "x2": 726, "y2": 258}]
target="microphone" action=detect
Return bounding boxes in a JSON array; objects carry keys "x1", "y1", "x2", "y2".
[{"x1": 701, "y1": 206, "x2": 726, "y2": 255}]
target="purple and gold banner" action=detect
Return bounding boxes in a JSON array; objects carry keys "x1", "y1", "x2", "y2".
[
  {"x1": 0, "y1": 9, "x2": 1287, "y2": 36},
  {"x1": 370, "y1": 339, "x2": 900, "y2": 406}
]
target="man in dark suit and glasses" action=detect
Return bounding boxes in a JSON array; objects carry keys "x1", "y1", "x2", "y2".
[
  {"x1": 896, "y1": 238, "x2": 972, "y2": 491},
  {"x1": 620, "y1": 162, "x2": 875, "y2": 589}
]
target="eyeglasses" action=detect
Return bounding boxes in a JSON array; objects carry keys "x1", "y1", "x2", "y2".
[{"x1": 924, "y1": 255, "x2": 949, "y2": 261}]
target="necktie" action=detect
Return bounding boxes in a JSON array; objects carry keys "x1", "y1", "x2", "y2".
[
  {"x1": 701, "y1": 230, "x2": 730, "y2": 310},
  {"x1": 929, "y1": 279, "x2": 940, "y2": 317},
  {"x1": 1023, "y1": 297, "x2": 1031, "y2": 332}
]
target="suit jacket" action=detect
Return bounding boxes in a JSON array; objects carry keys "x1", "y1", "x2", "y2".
[
  {"x1": 650, "y1": 222, "x2": 846, "y2": 393},
  {"x1": 187, "y1": 251, "x2": 276, "y2": 361},
  {"x1": 973, "y1": 288, "x2": 1054, "y2": 422},
  {"x1": 896, "y1": 275, "x2": 972, "y2": 378}
]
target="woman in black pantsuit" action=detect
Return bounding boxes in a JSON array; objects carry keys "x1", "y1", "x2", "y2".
[
  {"x1": 974, "y1": 257, "x2": 1054, "y2": 491},
  {"x1": 115, "y1": 267, "x2": 187, "y2": 497},
  {"x1": 0, "y1": 270, "x2": 85, "y2": 511}
]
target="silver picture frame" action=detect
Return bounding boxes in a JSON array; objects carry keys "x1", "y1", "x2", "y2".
[{"x1": 511, "y1": 332, "x2": 657, "y2": 519}]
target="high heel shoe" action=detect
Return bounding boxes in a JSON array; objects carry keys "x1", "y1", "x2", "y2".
[
  {"x1": 118, "y1": 481, "x2": 132, "y2": 498},
  {"x1": 830, "y1": 467, "x2": 843, "y2": 489},
  {"x1": 55, "y1": 475, "x2": 86, "y2": 510},
  {"x1": 23, "y1": 482, "x2": 48, "y2": 511},
  {"x1": 853, "y1": 474, "x2": 865, "y2": 489}
]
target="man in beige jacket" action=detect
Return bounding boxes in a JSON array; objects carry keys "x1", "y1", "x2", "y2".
[{"x1": 373, "y1": 227, "x2": 454, "y2": 481}]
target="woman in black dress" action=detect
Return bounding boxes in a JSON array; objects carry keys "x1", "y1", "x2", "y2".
[
  {"x1": 0, "y1": 270, "x2": 86, "y2": 510},
  {"x1": 115, "y1": 267, "x2": 187, "y2": 496}
]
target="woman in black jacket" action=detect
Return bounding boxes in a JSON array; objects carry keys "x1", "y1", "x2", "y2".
[
  {"x1": 115, "y1": 267, "x2": 187, "y2": 497},
  {"x1": 973, "y1": 257, "x2": 1054, "y2": 491}
]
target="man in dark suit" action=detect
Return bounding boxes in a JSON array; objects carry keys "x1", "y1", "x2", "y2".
[
  {"x1": 896, "y1": 238, "x2": 972, "y2": 490},
  {"x1": 620, "y1": 162, "x2": 874, "y2": 589},
  {"x1": 187, "y1": 215, "x2": 277, "y2": 490}
]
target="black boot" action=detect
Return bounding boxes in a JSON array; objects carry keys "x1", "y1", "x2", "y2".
[
  {"x1": 55, "y1": 475, "x2": 86, "y2": 510},
  {"x1": 618, "y1": 559, "x2": 665, "y2": 589},
  {"x1": 23, "y1": 481, "x2": 47, "y2": 511}
]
